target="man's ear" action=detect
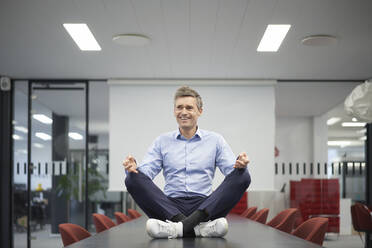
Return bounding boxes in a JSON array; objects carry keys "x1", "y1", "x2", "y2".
[{"x1": 198, "y1": 108, "x2": 203, "y2": 115}]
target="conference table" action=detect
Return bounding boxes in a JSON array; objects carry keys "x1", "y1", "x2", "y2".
[{"x1": 66, "y1": 214, "x2": 322, "y2": 248}]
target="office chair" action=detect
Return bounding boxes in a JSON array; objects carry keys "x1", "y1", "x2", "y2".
[
  {"x1": 266, "y1": 208, "x2": 299, "y2": 233},
  {"x1": 250, "y1": 208, "x2": 269, "y2": 224},
  {"x1": 115, "y1": 211, "x2": 131, "y2": 224},
  {"x1": 291, "y1": 217, "x2": 328, "y2": 246},
  {"x1": 59, "y1": 223, "x2": 91, "y2": 247},
  {"x1": 92, "y1": 213, "x2": 116, "y2": 233},
  {"x1": 241, "y1": 206, "x2": 257, "y2": 218},
  {"x1": 128, "y1": 208, "x2": 142, "y2": 219}
]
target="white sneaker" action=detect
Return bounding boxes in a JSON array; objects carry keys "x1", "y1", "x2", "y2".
[
  {"x1": 194, "y1": 217, "x2": 228, "y2": 237},
  {"x1": 146, "y1": 219, "x2": 183, "y2": 239}
]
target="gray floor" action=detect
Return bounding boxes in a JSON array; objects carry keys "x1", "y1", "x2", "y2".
[
  {"x1": 13, "y1": 225, "x2": 364, "y2": 248},
  {"x1": 323, "y1": 234, "x2": 364, "y2": 248}
]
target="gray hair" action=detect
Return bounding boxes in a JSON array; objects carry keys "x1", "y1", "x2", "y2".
[{"x1": 174, "y1": 86, "x2": 203, "y2": 110}]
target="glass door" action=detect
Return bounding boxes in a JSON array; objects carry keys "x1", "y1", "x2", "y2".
[{"x1": 12, "y1": 80, "x2": 89, "y2": 248}]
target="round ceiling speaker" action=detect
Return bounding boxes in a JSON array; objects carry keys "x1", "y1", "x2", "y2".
[
  {"x1": 301, "y1": 35, "x2": 338, "y2": 46},
  {"x1": 112, "y1": 34, "x2": 151, "y2": 47}
]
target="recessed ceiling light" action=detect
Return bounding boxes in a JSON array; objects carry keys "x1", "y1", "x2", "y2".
[
  {"x1": 33, "y1": 143, "x2": 44, "y2": 148},
  {"x1": 63, "y1": 23, "x2": 101, "y2": 51},
  {"x1": 112, "y1": 34, "x2": 151, "y2": 47},
  {"x1": 352, "y1": 117, "x2": 357, "y2": 122},
  {"x1": 13, "y1": 134, "x2": 23, "y2": 140},
  {"x1": 35, "y1": 132, "x2": 51, "y2": 141},
  {"x1": 14, "y1": 126, "x2": 28, "y2": 133},
  {"x1": 342, "y1": 122, "x2": 366, "y2": 127},
  {"x1": 301, "y1": 35, "x2": 338, "y2": 46},
  {"x1": 327, "y1": 140, "x2": 351, "y2": 147},
  {"x1": 327, "y1": 117, "x2": 341, "y2": 126},
  {"x1": 257, "y1": 25, "x2": 291, "y2": 52},
  {"x1": 69, "y1": 132, "x2": 83, "y2": 140},
  {"x1": 33, "y1": 114, "x2": 53, "y2": 124}
]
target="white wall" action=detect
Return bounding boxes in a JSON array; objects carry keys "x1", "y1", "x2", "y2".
[
  {"x1": 275, "y1": 117, "x2": 313, "y2": 164},
  {"x1": 109, "y1": 80, "x2": 276, "y2": 192},
  {"x1": 313, "y1": 113, "x2": 328, "y2": 163}
]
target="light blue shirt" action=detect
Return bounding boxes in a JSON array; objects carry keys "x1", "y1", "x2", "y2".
[{"x1": 138, "y1": 128, "x2": 237, "y2": 198}]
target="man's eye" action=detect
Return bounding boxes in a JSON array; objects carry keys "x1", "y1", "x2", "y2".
[{"x1": 186, "y1": 107, "x2": 193, "y2": 110}]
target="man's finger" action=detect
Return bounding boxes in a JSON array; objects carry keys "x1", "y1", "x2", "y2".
[{"x1": 125, "y1": 163, "x2": 134, "y2": 169}]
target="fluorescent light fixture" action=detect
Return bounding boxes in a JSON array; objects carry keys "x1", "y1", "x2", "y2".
[
  {"x1": 33, "y1": 114, "x2": 53, "y2": 124},
  {"x1": 257, "y1": 24, "x2": 291, "y2": 52},
  {"x1": 33, "y1": 143, "x2": 44, "y2": 148},
  {"x1": 69, "y1": 132, "x2": 83, "y2": 140},
  {"x1": 63, "y1": 23, "x2": 101, "y2": 51},
  {"x1": 352, "y1": 117, "x2": 358, "y2": 122},
  {"x1": 14, "y1": 126, "x2": 28, "y2": 133},
  {"x1": 327, "y1": 117, "x2": 341, "y2": 126},
  {"x1": 342, "y1": 122, "x2": 366, "y2": 127},
  {"x1": 13, "y1": 134, "x2": 22, "y2": 140},
  {"x1": 35, "y1": 132, "x2": 51, "y2": 141},
  {"x1": 359, "y1": 136, "x2": 367, "y2": 141},
  {"x1": 327, "y1": 140, "x2": 351, "y2": 147}
]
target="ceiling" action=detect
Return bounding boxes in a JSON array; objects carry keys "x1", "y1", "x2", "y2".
[{"x1": 1, "y1": 0, "x2": 372, "y2": 80}]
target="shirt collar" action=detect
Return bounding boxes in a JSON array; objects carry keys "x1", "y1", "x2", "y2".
[{"x1": 175, "y1": 127, "x2": 202, "y2": 140}]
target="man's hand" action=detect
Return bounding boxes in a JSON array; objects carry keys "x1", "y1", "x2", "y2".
[
  {"x1": 234, "y1": 152, "x2": 250, "y2": 169},
  {"x1": 123, "y1": 155, "x2": 138, "y2": 173}
]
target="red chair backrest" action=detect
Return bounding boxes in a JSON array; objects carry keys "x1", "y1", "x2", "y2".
[
  {"x1": 351, "y1": 204, "x2": 360, "y2": 231},
  {"x1": 128, "y1": 209, "x2": 142, "y2": 219},
  {"x1": 115, "y1": 212, "x2": 131, "y2": 225},
  {"x1": 352, "y1": 203, "x2": 372, "y2": 232},
  {"x1": 92, "y1": 213, "x2": 116, "y2": 233},
  {"x1": 266, "y1": 208, "x2": 299, "y2": 233},
  {"x1": 291, "y1": 217, "x2": 328, "y2": 245},
  {"x1": 241, "y1": 206, "x2": 257, "y2": 218},
  {"x1": 250, "y1": 208, "x2": 269, "y2": 224},
  {"x1": 59, "y1": 223, "x2": 91, "y2": 247}
]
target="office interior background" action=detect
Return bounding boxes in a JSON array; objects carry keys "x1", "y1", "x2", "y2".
[{"x1": 1, "y1": 0, "x2": 372, "y2": 247}]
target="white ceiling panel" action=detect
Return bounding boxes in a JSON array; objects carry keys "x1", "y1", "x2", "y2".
[{"x1": 1, "y1": 0, "x2": 371, "y2": 79}]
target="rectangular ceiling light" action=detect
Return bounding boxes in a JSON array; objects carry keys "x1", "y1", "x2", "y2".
[
  {"x1": 35, "y1": 132, "x2": 51, "y2": 141},
  {"x1": 63, "y1": 23, "x2": 101, "y2": 51},
  {"x1": 33, "y1": 114, "x2": 53, "y2": 124},
  {"x1": 69, "y1": 132, "x2": 83, "y2": 140},
  {"x1": 341, "y1": 122, "x2": 366, "y2": 127},
  {"x1": 257, "y1": 24, "x2": 291, "y2": 52},
  {"x1": 327, "y1": 117, "x2": 341, "y2": 126},
  {"x1": 14, "y1": 126, "x2": 28, "y2": 133}
]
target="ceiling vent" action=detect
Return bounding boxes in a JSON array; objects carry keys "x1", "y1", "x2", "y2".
[
  {"x1": 301, "y1": 35, "x2": 338, "y2": 46},
  {"x1": 112, "y1": 34, "x2": 151, "y2": 47}
]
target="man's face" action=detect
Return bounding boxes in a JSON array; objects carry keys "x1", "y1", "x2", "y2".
[{"x1": 174, "y1": 96, "x2": 202, "y2": 131}]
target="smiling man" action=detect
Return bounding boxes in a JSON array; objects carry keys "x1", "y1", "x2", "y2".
[{"x1": 123, "y1": 86, "x2": 251, "y2": 239}]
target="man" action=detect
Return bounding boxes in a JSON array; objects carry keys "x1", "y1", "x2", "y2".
[{"x1": 123, "y1": 86, "x2": 251, "y2": 239}]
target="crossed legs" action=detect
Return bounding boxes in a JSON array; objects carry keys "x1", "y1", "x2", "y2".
[{"x1": 125, "y1": 169, "x2": 251, "y2": 238}]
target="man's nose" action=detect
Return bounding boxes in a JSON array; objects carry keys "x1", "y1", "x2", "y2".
[{"x1": 180, "y1": 108, "x2": 187, "y2": 115}]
